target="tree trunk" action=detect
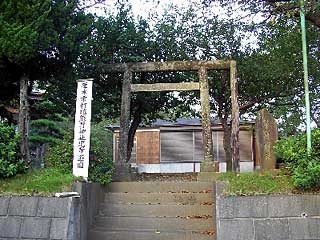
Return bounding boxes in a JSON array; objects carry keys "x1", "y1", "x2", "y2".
[
  {"x1": 19, "y1": 74, "x2": 31, "y2": 165},
  {"x1": 220, "y1": 116, "x2": 232, "y2": 172},
  {"x1": 217, "y1": 70, "x2": 233, "y2": 172},
  {"x1": 127, "y1": 108, "x2": 142, "y2": 162}
]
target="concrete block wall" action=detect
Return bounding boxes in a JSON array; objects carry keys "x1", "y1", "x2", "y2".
[
  {"x1": 0, "y1": 196, "x2": 72, "y2": 239},
  {"x1": 0, "y1": 182, "x2": 104, "y2": 240},
  {"x1": 216, "y1": 182, "x2": 320, "y2": 240},
  {"x1": 72, "y1": 182, "x2": 105, "y2": 240}
]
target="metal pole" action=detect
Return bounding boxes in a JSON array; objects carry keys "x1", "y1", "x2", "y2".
[{"x1": 299, "y1": 0, "x2": 312, "y2": 152}]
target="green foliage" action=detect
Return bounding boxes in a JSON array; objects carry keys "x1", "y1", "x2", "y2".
[
  {"x1": 29, "y1": 135, "x2": 59, "y2": 144},
  {"x1": 29, "y1": 119, "x2": 64, "y2": 144},
  {"x1": 0, "y1": 120, "x2": 27, "y2": 178},
  {"x1": 31, "y1": 119, "x2": 62, "y2": 131},
  {"x1": 218, "y1": 170, "x2": 294, "y2": 195},
  {"x1": 32, "y1": 100, "x2": 59, "y2": 114},
  {"x1": 275, "y1": 129, "x2": 320, "y2": 190},
  {"x1": 45, "y1": 132, "x2": 73, "y2": 171},
  {"x1": 0, "y1": 0, "x2": 93, "y2": 64},
  {"x1": 293, "y1": 160, "x2": 320, "y2": 190},
  {"x1": 274, "y1": 134, "x2": 307, "y2": 170},
  {"x1": 0, "y1": 0, "x2": 50, "y2": 64},
  {"x1": 88, "y1": 120, "x2": 114, "y2": 184},
  {"x1": 45, "y1": 119, "x2": 113, "y2": 184},
  {"x1": 275, "y1": 129, "x2": 320, "y2": 170},
  {"x1": 29, "y1": 112, "x2": 70, "y2": 168},
  {"x1": 0, "y1": 168, "x2": 77, "y2": 196},
  {"x1": 0, "y1": 0, "x2": 94, "y2": 116}
]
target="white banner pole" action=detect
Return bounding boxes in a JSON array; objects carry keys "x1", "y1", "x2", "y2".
[{"x1": 73, "y1": 79, "x2": 93, "y2": 179}]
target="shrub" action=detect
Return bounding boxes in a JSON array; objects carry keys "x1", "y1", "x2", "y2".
[
  {"x1": 0, "y1": 120, "x2": 27, "y2": 178},
  {"x1": 274, "y1": 134, "x2": 307, "y2": 170},
  {"x1": 293, "y1": 160, "x2": 320, "y2": 190},
  {"x1": 45, "y1": 132, "x2": 73, "y2": 171},
  {"x1": 275, "y1": 129, "x2": 320, "y2": 190},
  {"x1": 29, "y1": 115, "x2": 69, "y2": 168},
  {"x1": 88, "y1": 120, "x2": 113, "y2": 184},
  {"x1": 45, "y1": 119, "x2": 113, "y2": 184}
]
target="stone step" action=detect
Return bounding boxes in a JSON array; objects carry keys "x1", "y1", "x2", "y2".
[
  {"x1": 106, "y1": 182, "x2": 214, "y2": 193},
  {"x1": 90, "y1": 181, "x2": 216, "y2": 240},
  {"x1": 88, "y1": 228, "x2": 215, "y2": 240},
  {"x1": 104, "y1": 192, "x2": 213, "y2": 205},
  {"x1": 99, "y1": 203, "x2": 213, "y2": 217},
  {"x1": 94, "y1": 216, "x2": 214, "y2": 231}
]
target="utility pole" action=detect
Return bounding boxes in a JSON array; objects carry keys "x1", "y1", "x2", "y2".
[{"x1": 299, "y1": 0, "x2": 312, "y2": 152}]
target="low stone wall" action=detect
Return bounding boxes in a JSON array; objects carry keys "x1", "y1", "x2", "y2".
[
  {"x1": 215, "y1": 183, "x2": 320, "y2": 240},
  {"x1": 72, "y1": 182, "x2": 105, "y2": 240},
  {"x1": 0, "y1": 196, "x2": 73, "y2": 239},
  {"x1": 0, "y1": 182, "x2": 104, "y2": 240}
]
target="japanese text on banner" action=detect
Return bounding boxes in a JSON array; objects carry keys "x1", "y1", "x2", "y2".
[{"x1": 73, "y1": 79, "x2": 93, "y2": 178}]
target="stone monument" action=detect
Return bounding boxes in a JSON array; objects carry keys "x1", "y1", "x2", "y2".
[{"x1": 255, "y1": 109, "x2": 278, "y2": 170}]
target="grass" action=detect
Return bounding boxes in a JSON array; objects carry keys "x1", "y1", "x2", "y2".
[
  {"x1": 218, "y1": 170, "x2": 295, "y2": 196},
  {"x1": 0, "y1": 168, "x2": 79, "y2": 196}
]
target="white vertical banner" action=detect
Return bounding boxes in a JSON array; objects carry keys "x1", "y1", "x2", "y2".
[{"x1": 73, "y1": 79, "x2": 93, "y2": 178}]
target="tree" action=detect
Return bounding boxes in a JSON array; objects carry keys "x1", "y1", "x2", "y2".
[
  {"x1": 78, "y1": 1, "x2": 300, "y2": 168},
  {"x1": 0, "y1": 0, "x2": 94, "y2": 164},
  {"x1": 75, "y1": 2, "x2": 198, "y2": 161},
  {"x1": 34, "y1": 0, "x2": 318, "y2": 170},
  {"x1": 207, "y1": 0, "x2": 320, "y2": 28},
  {"x1": 143, "y1": 3, "x2": 244, "y2": 170},
  {"x1": 231, "y1": 0, "x2": 320, "y2": 134},
  {"x1": 149, "y1": 1, "x2": 319, "y2": 169}
]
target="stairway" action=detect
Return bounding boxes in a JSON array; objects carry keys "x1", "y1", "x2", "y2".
[{"x1": 88, "y1": 181, "x2": 216, "y2": 240}]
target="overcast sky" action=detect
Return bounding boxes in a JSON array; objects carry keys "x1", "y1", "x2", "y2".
[{"x1": 89, "y1": 0, "x2": 229, "y2": 19}]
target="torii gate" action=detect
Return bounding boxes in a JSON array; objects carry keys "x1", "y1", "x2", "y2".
[{"x1": 100, "y1": 60, "x2": 240, "y2": 173}]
